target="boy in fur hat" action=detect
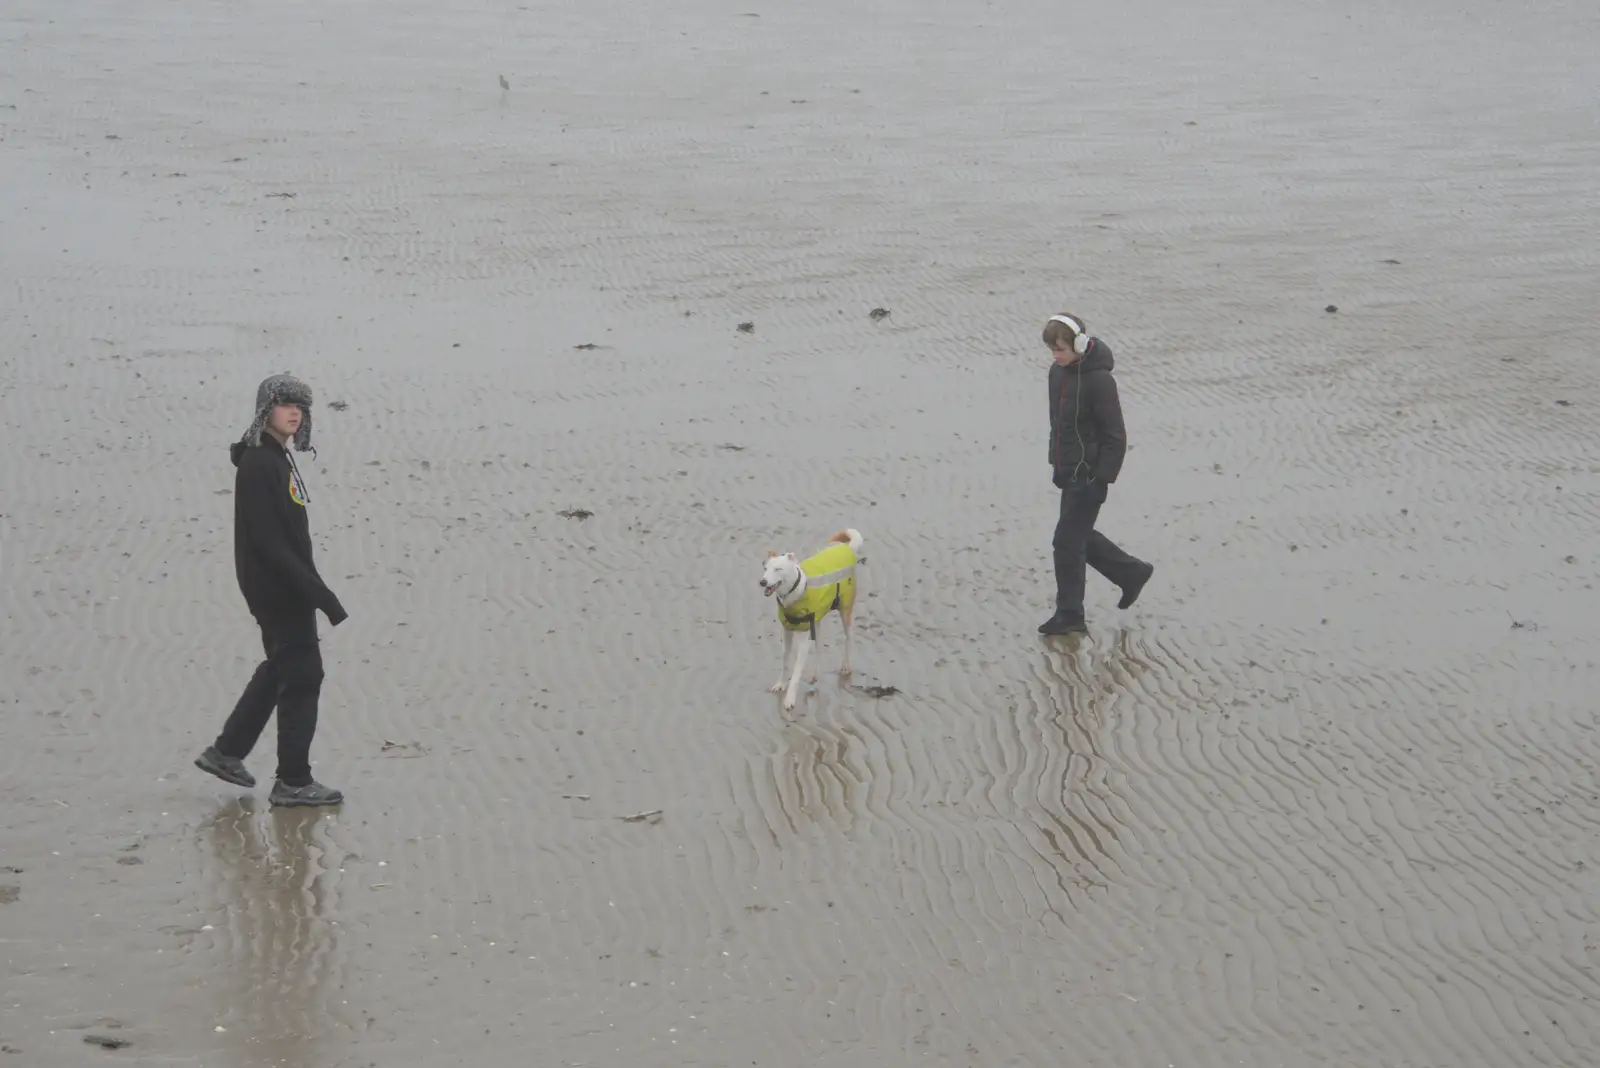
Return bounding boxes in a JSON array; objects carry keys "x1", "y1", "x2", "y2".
[{"x1": 195, "y1": 374, "x2": 348, "y2": 806}]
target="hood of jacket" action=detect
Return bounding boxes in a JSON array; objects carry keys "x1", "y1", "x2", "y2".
[
  {"x1": 1049, "y1": 337, "x2": 1115, "y2": 385},
  {"x1": 1075, "y1": 338, "x2": 1114, "y2": 374},
  {"x1": 230, "y1": 437, "x2": 285, "y2": 467}
]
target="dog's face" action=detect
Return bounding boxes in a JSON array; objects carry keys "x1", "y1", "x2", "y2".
[{"x1": 759, "y1": 551, "x2": 800, "y2": 598}]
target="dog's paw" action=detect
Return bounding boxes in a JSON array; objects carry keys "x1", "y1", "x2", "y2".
[
  {"x1": 782, "y1": 693, "x2": 798, "y2": 711},
  {"x1": 769, "y1": 681, "x2": 785, "y2": 693},
  {"x1": 838, "y1": 665, "x2": 853, "y2": 679},
  {"x1": 808, "y1": 673, "x2": 818, "y2": 685}
]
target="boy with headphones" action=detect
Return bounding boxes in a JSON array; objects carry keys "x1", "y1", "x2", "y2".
[{"x1": 1040, "y1": 313, "x2": 1155, "y2": 636}]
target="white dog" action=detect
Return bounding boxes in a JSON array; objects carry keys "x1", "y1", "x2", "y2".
[{"x1": 760, "y1": 528, "x2": 863, "y2": 711}]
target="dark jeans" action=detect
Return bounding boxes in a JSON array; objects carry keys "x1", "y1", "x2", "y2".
[
  {"x1": 1053, "y1": 481, "x2": 1148, "y2": 621},
  {"x1": 215, "y1": 612, "x2": 324, "y2": 786}
]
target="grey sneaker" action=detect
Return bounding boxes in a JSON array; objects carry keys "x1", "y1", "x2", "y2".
[
  {"x1": 195, "y1": 746, "x2": 256, "y2": 788},
  {"x1": 269, "y1": 780, "x2": 344, "y2": 807}
]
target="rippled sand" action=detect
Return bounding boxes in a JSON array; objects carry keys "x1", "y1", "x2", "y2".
[{"x1": 3, "y1": 1, "x2": 1597, "y2": 1065}]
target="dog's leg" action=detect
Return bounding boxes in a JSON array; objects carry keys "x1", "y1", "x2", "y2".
[
  {"x1": 784, "y1": 639, "x2": 811, "y2": 712},
  {"x1": 771, "y1": 628, "x2": 794, "y2": 693},
  {"x1": 808, "y1": 622, "x2": 820, "y2": 684},
  {"x1": 839, "y1": 606, "x2": 853, "y2": 679}
]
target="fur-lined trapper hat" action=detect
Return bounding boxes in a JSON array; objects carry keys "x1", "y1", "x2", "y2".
[{"x1": 241, "y1": 373, "x2": 315, "y2": 452}]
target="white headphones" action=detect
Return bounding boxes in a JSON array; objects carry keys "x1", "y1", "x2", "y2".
[{"x1": 1048, "y1": 314, "x2": 1091, "y2": 355}]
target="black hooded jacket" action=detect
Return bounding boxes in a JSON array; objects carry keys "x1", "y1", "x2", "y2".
[
  {"x1": 230, "y1": 438, "x2": 346, "y2": 624},
  {"x1": 1048, "y1": 338, "x2": 1127, "y2": 484}
]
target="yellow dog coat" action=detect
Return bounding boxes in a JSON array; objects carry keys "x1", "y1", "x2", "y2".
[{"x1": 779, "y1": 541, "x2": 858, "y2": 637}]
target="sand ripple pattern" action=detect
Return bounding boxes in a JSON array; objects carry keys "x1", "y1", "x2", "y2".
[{"x1": 2, "y1": 0, "x2": 1597, "y2": 1065}]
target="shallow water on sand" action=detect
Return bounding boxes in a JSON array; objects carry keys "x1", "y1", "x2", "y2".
[{"x1": 3, "y1": 1, "x2": 1597, "y2": 1065}]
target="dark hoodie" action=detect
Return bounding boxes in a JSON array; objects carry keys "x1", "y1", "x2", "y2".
[
  {"x1": 1048, "y1": 338, "x2": 1127, "y2": 485},
  {"x1": 230, "y1": 437, "x2": 346, "y2": 624}
]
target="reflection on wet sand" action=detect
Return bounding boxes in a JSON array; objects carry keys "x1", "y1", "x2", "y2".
[
  {"x1": 198, "y1": 798, "x2": 350, "y2": 1064},
  {"x1": 769, "y1": 717, "x2": 869, "y2": 839},
  {"x1": 1031, "y1": 634, "x2": 1133, "y2": 883}
]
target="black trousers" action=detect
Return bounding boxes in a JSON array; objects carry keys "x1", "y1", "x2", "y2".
[
  {"x1": 215, "y1": 612, "x2": 324, "y2": 786},
  {"x1": 1053, "y1": 482, "x2": 1148, "y2": 621}
]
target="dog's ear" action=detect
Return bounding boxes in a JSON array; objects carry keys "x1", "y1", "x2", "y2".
[{"x1": 764, "y1": 550, "x2": 778, "y2": 559}]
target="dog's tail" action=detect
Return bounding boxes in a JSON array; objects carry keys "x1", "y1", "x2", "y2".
[{"x1": 830, "y1": 528, "x2": 864, "y2": 553}]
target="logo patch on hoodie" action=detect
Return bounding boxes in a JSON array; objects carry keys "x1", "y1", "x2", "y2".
[{"x1": 288, "y1": 471, "x2": 307, "y2": 507}]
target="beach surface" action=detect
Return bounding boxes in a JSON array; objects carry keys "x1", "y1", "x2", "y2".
[{"x1": 2, "y1": 1, "x2": 1597, "y2": 1065}]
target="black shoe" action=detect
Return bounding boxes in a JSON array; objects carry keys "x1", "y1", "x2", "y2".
[
  {"x1": 1117, "y1": 563, "x2": 1155, "y2": 610},
  {"x1": 269, "y1": 780, "x2": 344, "y2": 808},
  {"x1": 1038, "y1": 612, "x2": 1089, "y2": 637},
  {"x1": 195, "y1": 746, "x2": 256, "y2": 788}
]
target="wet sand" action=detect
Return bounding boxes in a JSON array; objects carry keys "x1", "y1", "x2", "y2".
[{"x1": 3, "y1": 0, "x2": 1598, "y2": 1064}]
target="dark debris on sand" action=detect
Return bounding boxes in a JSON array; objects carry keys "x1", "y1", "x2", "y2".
[{"x1": 558, "y1": 508, "x2": 594, "y2": 520}]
